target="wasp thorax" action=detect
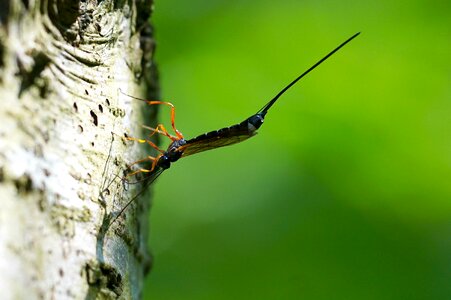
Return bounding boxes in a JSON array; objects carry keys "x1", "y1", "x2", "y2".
[
  {"x1": 168, "y1": 139, "x2": 186, "y2": 152},
  {"x1": 162, "y1": 138, "x2": 187, "y2": 166}
]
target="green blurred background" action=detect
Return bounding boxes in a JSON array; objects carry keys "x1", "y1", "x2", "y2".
[{"x1": 143, "y1": 1, "x2": 451, "y2": 299}]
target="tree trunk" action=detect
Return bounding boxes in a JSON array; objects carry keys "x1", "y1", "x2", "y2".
[{"x1": 0, "y1": 0, "x2": 158, "y2": 299}]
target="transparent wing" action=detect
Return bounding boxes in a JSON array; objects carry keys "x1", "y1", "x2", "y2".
[{"x1": 179, "y1": 133, "x2": 255, "y2": 157}]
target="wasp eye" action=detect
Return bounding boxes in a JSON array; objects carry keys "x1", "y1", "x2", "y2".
[{"x1": 157, "y1": 155, "x2": 171, "y2": 169}]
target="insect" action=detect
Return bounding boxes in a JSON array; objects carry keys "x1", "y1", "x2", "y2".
[{"x1": 114, "y1": 32, "x2": 360, "y2": 222}]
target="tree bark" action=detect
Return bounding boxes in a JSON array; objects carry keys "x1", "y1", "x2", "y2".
[{"x1": 0, "y1": 0, "x2": 158, "y2": 299}]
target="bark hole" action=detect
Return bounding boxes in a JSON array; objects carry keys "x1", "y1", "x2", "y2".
[{"x1": 90, "y1": 110, "x2": 98, "y2": 126}]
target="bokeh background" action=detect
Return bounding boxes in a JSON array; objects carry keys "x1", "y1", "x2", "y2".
[{"x1": 143, "y1": 1, "x2": 450, "y2": 299}]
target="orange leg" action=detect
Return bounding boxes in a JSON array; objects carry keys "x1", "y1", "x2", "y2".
[
  {"x1": 142, "y1": 124, "x2": 178, "y2": 141},
  {"x1": 126, "y1": 136, "x2": 165, "y2": 153},
  {"x1": 125, "y1": 135, "x2": 164, "y2": 177},
  {"x1": 126, "y1": 154, "x2": 161, "y2": 177},
  {"x1": 128, "y1": 155, "x2": 156, "y2": 168},
  {"x1": 143, "y1": 101, "x2": 184, "y2": 140},
  {"x1": 118, "y1": 89, "x2": 184, "y2": 139}
]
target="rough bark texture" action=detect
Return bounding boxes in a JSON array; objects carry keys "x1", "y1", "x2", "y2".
[{"x1": 0, "y1": 0, "x2": 158, "y2": 299}]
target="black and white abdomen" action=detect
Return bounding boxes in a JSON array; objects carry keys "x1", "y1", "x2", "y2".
[{"x1": 245, "y1": 113, "x2": 265, "y2": 133}]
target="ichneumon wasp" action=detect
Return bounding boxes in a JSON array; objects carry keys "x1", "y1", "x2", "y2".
[{"x1": 113, "y1": 32, "x2": 360, "y2": 224}]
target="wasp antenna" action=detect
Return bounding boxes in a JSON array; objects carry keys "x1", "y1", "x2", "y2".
[
  {"x1": 107, "y1": 168, "x2": 164, "y2": 229},
  {"x1": 118, "y1": 88, "x2": 148, "y2": 103},
  {"x1": 257, "y1": 32, "x2": 361, "y2": 115}
]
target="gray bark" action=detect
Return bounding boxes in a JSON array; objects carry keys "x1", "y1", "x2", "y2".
[{"x1": 0, "y1": 0, "x2": 158, "y2": 299}]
